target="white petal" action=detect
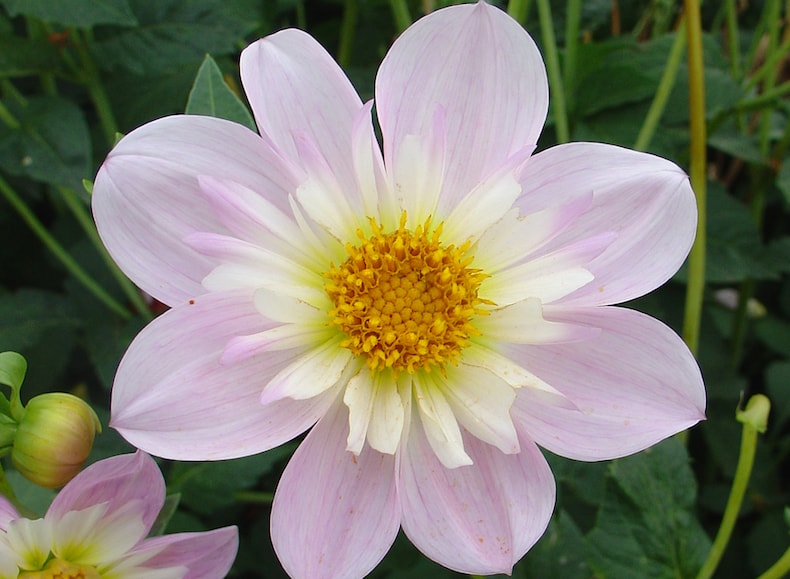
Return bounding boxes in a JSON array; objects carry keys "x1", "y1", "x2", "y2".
[
  {"x1": 413, "y1": 375, "x2": 471, "y2": 468},
  {"x1": 221, "y1": 325, "x2": 330, "y2": 364},
  {"x1": 351, "y1": 101, "x2": 387, "y2": 219},
  {"x1": 477, "y1": 298, "x2": 600, "y2": 344},
  {"x1": 439, "y1": 365, "x2": 519, "y2": 454},
  {"x1": 253, "y1": 287, "x2": 327, "y2": 323},
  {"x1": 261, "y1": 339, "x2": 354, "y2": 404}
]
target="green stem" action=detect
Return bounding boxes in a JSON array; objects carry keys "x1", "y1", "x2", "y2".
[
  {"x1": 562, "y1": 0, "x2": 582, "y2": 115},
  {"x1": 0, "y1": 175, "x2": 132, "y2": 320},
  {"x1": 743, "y1": 35, "x2": 790, "y2": 94},
  {"x1": 681, "y1": 0, "x2": 706, "y2": 356},
  {"x1": 724, "y1": 0, "x2": 742, "y2": 80},
  {"x1": 234, "y1": 490, "x2": 275, "y2": 504},
  {"x1": 72, "y1": 29, "x2": 118, "y2": 146},
  {"x1": 59, "y1": 186, "x2": 152, "y2": 320},
  {"x1": 507, "y1": 0, "x2": 531, "y2": 24},
  {"x1": 535, "y1": 0, "x2": 570, "y2": 143},
  {"x1": 634, "y1": 18, "x2": 687, "y2": 152},
  {"x1": 0, "y1": 99, "x2": 20, "y2": 130},
  {"x1": 389, "y1": 0, "x2": 412, "y2": 33},
  {"x1": 757, "y1": 546, "x2": 790, "y2": 579},
  {"x1": 695, "y1": 400, "x2": 765, "y2": 579},
  {"x1": 337, "y1": 0, "x2": 358, "y2": 69}
]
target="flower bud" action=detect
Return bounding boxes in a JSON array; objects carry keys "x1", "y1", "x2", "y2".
[{"x1": 12, "y1": 392, "x2": 101, "y2": 488}]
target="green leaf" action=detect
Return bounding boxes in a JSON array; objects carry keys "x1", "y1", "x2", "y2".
[
  {"x1": 778, "y1": 157, "x2": 790, "y2": 206},
  {"x1": 0, "y1": 96, "x2": 92, "y2": 190},
  {"x1": 0, "y1": 351, "x2": 27, "y2": 390},
  {"x1": 91, "y1": 0, "x2": 258, "y2": 75},
  {"x1": 0, "y1": 32, "x2": 60, "y2": 77},
  {"x1": 765, "y1": 361, "x2": 790, "y2": 430},
  {"x1": 521, "y1": 510, "x2": 591, "y2": 578},
  {"x1": 186, "y1": 55, "x2": 256, "y2": 130},
  {"x1": 169, "y1": 444, "x2": 295, "y2": 516},
  {"x1": 586, "y1": 439, "x2": 711, "y2": 579},
  {"x1": 0, "y1": 0, "x2": 137, "y2": 27}
]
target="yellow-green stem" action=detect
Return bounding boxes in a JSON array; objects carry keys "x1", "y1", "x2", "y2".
[
  {"x1": 0, "y1": 175, "x2": 132, "y2": 320},
  {"x1": 72, "y1": 29, "x2": 118, "y2": 146},
  {"x1": 535, "y1": 0, "x2": 570, "y2": 143},
  {"x1": 757, "y1": 546, "x2": 790, "y2": 579},
  {"x1": 681, "y1": 0, "x2": 706, "y2": 356},
  {"x1": 695, "y1": 410, "x2": 761, "y2": 579},
  {"x1": 634, "y1": 18, "x2": 687, "y2": 152},
  {"x1": 507, "y1": 0, "x2": 530, "y2": 23},
  {"x1": 563, "y1": 0, "x2": 582, "y2": 114}
]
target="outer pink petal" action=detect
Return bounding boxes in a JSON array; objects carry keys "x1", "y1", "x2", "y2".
[
  {"x1": 516, "y1": 142, "x2": 697, "y2": 306},
  {"x1": 240, "y1": 30, "x2": 362, "y2": 198},
  {"x1": 92, "y1": 115, "x2": 299, "y2": 306},
  {"x1": 129, "y1": 526, "x2": 238, "y2": 579},
  {"x1": 400, "y1": 424, "x2": 555, "y2": 575},
  {"x1": 510, "y1": 306, "x2": 706, "y2": 461},
  {"x1": 110, "y1": 291, "x2": 338, "y2": 460},
  {"x1": 271, "y1": 401, "x2": 400, "y2": 579},
  {"x1": 47, "y1": 452, "x2": 162, "y2": 536},
  {"x1": 0, "y1": 496, "x2": 20, "y2": 531},
  {"x1": 376, "y1": 2, "x2": 547, "y2": 210}
]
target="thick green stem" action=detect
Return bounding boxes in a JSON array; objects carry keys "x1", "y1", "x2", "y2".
[
  {"x1": 389, "y1": 0, "x2": 412, "y2": 33},
  {"x1": 507, "y1": 0, "x2": 531, "y2": 24},
  {"x1": 535, "y1": 0, "x2": 570, "y2": 143},
  {"x1": 634, "y1": 18, "x2": 687, "y2": 152},
  {"x1": 337, "y1": 0, "x2": 358, "y2": 69},
  {"x1": 681, "y1": 0, "x2": 707, "y2": 356},
  {"x1": 0, "y1": 175, "x2": 132, "y2": 320}
]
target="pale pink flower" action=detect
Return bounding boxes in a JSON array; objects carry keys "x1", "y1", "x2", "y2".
[
  {"x1": 0, "y1": 451, "x2": 237, "y2": 578},
  {"x1": 92, "y1": 2, "x2": 705, "y2": 576}
]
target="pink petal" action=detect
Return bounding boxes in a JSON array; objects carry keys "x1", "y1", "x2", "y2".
[
  {"x1": 0, "y1": 496, "x2": 20, "y2": 530},
  {"x1": 376, "y1": 2, "x2": 547, "y2": 211},
  {"x1": 516, "y1": 142, "x2": 697, "y2": 306},
  {"x1": 110, "y1": 290, "x2": 338, "y2": 460},
  {"x1": 92, "y1": 115, "x2": 299, "y2": 306},
  {"x1": 47, "y1": 452, "x2": 162, "y2": 536},
  {"x1": 400, "y1": 426, "x2": 555, "y2": 574},
  {"x1": 128, "y1": 526, "x2": 238, "y2": 579},
  {"x1": 240, "y1": 30, "x2": 362, "y2": 198},
  {"x1": 271, "y1": 401, "x2": 400, "y2": 579},
  {"x1": 510, "y1": 306, "x2": 706, "y2": 461}
]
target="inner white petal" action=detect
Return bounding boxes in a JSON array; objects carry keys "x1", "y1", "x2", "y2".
[
  {"x1": 477, "y1": 297, "x2": 600, "y2": 344},
  {"x1": 261, "y1": 338, "x2": 353, "y2": 404},
  {"x1": 413, "y1": 374, "x2": 472, "y2": 468},
  {"x1": 439, "y1": 365, "x2": 519, "y2": 454}
]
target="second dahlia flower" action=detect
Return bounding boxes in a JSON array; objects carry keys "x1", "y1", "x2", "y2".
[{"x1": 93, "y1": 2, "x2": 706, "y2": 577}]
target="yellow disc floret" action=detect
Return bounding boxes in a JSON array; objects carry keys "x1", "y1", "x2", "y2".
[
  {"x1": 19, "y1": 558, "x2": 100, "y2": 579},
  {"x1": 324, "y1": 214, "x2": 489, "y2": 375}
]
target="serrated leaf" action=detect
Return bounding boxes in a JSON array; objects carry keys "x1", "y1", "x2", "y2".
[
  {"x1": 0, "y1": 96, "x2": 91, "y2": 189},
  {"x1": 186, "y1": 55, "x2": 255, "y2": 130},
  {"x1": 0, "y1": 0, "x2": 137, "y2": 27},
  {"x1": 587, "y1": 439, "x2": 711, "y2": 579}
]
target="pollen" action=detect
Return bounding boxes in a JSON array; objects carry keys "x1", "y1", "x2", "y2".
[
  {"x1": 324, "y1": 213, "x2": 490, "y2": 375},
  {"x1": 19, "y1": 558, "x2": 101, "y2": 579}
]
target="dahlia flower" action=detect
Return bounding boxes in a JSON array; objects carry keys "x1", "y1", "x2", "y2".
[
  {"x1": 92, "y1": 2, "x2": 705, "y2": 576},
  {"x1": 0, "y1": 451, "x2": 237, "y2": 578}
]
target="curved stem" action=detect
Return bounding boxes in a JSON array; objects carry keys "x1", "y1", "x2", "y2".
[
  {"x1": 0, "y1": 175, "x2": 132, "y2": 320},
  {"x1": 681, "y1": 0, "x2": 707, "y2": 356},
  {"x1": 535, "y1": 0, "x2": 570, "y2": 143},
  {"x1": 72, "y1": 29, "x2": 118, "y2": 146},
  {"x1": 634, "y1": 18, "x2": 687, "y2": 152},
  {"x1": 757, "y1": 546, "x2": 790, "y2": 579}
]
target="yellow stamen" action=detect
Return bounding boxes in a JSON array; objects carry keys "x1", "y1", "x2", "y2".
[{"x1": 324, "y1": 213, "x2": 490, "y2": 375}]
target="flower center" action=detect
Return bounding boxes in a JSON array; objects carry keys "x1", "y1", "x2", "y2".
[
  {"x1": 324, "y1": 214, "x2": 489, "y2": 375},
  {"x1": 19, "y1": 558, "x2": 101, "y2": 579}
]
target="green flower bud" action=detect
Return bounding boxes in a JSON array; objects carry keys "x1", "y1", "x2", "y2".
[{"x1": 12, "y1": 392, "x2": 101, "y2": 489}]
